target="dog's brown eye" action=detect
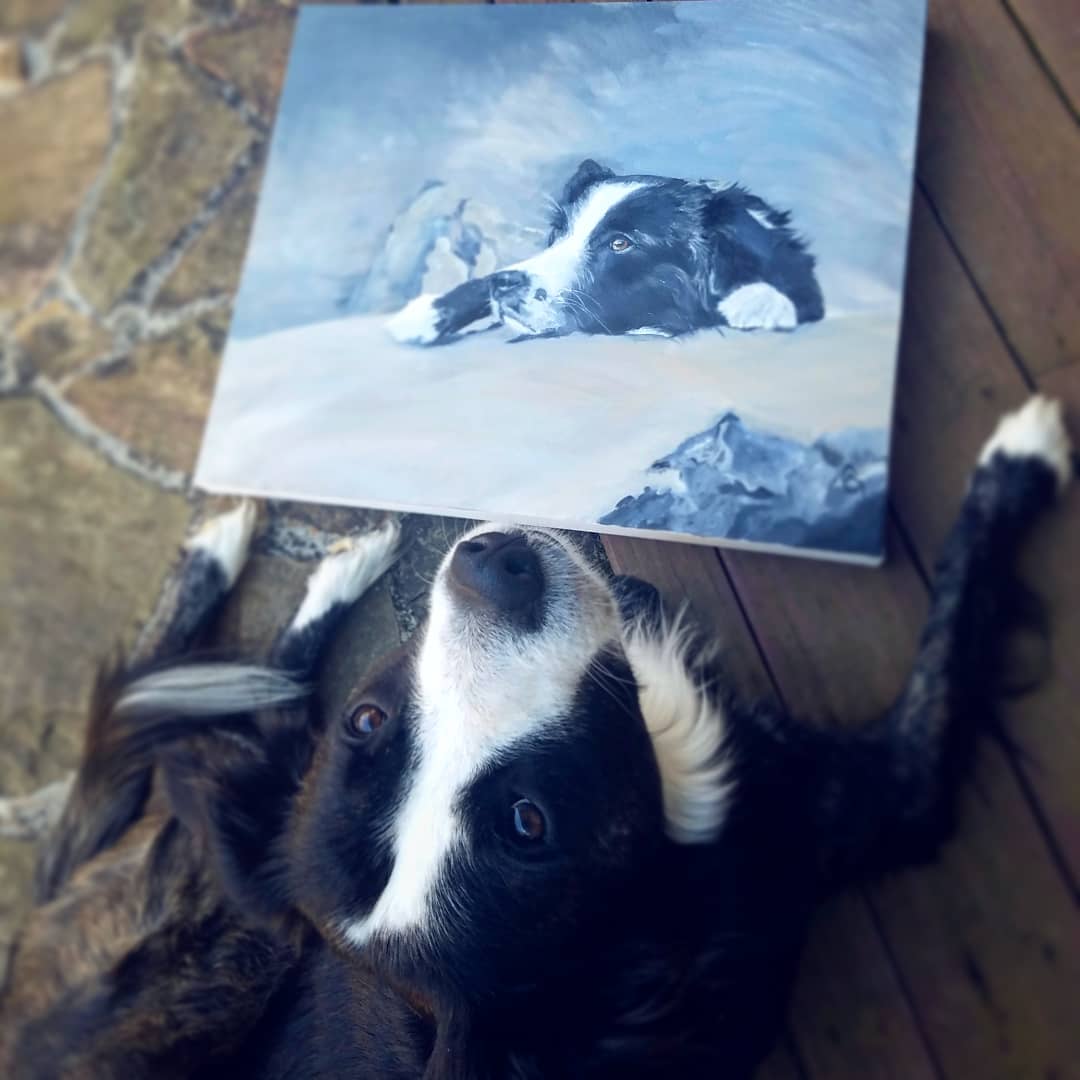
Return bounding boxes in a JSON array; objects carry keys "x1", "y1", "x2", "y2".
[
  {"x1": 512, "y1": 799, "x2": 546, "y2": 841},
  {"x1": 610, "y1": 235, "x2": 632, "y2": 253},
  {"x1": 347, "y1": 704, "x2": 386, "y2": 736}
]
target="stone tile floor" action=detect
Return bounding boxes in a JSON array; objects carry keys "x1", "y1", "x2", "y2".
[{"x1": 0, "y1": 0, "x2": 492, "y2": 982}]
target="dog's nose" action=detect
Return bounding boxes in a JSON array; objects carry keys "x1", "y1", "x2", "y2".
[
  {"x1": 448, "y1": 532, "x2": 544, "y2": 614},
  {"x1": 490, "y1": 271, "x2": 529, "y2": 299}
]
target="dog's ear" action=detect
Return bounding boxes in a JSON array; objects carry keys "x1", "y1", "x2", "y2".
[
  {"x1": 548, "y1": 159, "x2": 616, "y2": 243},
  {"x1": 700, "y1": 185, "x2": 770, "y2": 303},
  {"x1": 559, "y1": 158, "x2": 615, "y2": 209},
  {"x1": 162, "y1": 713, "x2": 316, "y2": 921}
]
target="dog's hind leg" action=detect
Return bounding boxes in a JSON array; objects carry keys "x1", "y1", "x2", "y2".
[
  {"x1": 271, "y1": 517, "x2": 401, "y2": 680},
  {"x1": 28, "y1": 502, "x2": 260, "y2": 900},
  {"x1": 1, "y1": 502, "x2": 260, "y2": 842},
  {"x1": 761, "y1": 398, "x2": 1074, "y2": 884}
]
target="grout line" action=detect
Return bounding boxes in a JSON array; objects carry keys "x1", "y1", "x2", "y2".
[
  {"x1": 862, "y1": 898, "x2": 950, "y2": 1080},
  {"x1": 914, "y1": 181, "x2": 1037, "y2": 393},
  {"x1": 54, "y1": 44, "x2": 138, "y2": 314},
  {"x1": 1000, "y1": 0, "x2": 1080, "y2": 127},
  {"x1": 111, "y1": 139, "x2": 264, "y2": 316},
  {"x1": 710, "y1": 545, "x2": 946, "y2": 1078},
  {"x1": 32, "y1": 376, "x2": 188, "y2": 493},
  {"x1": 888, "y1": 501, "x2": 931, "y2": 589},
  {"x1": 1004, "y1": 749, "x2": 1080, "y2": 904},
  {"x1": 711, "y1": 549, "x2": 791, "y2": 715},
  {"x1": 171, "y1": 40, "x2": 272, "y2": 138}
]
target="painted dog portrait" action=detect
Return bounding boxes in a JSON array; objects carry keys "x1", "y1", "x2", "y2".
[
  {"x1": 196, "y1": 2, "x2": 926, "y2": 559},
  {"x1": 386, "y1": 159, "x2": 825, "y2": 346},
  {"x1": 1, "y1": 397, "x2": 1074, "y2": 1078}
]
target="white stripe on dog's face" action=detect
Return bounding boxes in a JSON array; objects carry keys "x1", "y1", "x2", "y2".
[
  {"x1": 510, "y1": 181, "x2": 646, "y2": 303},
  {"x1": 339, "y1": 527, "x2": 619, "y2": 948}
]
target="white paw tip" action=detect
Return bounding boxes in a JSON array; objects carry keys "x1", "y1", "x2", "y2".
[
  {"x1": 980, "y1": 395, "x2": 1073, "y2": 495},
  {"x1": 387, "y1": 295, "x2": 441, "y2": 345},
  {"x1": 186, "y1": 500, "x2": 257, "y2": 587},
  {"x1": 294, "y1": 519, "x2": 401, "y2": 629},
  {"x1": 717, "y1": 282, "x2": 797, "y2": 331}
]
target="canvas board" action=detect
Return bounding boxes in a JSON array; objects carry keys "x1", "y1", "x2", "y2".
[{"x1": 195, "y1": 0, "x2": 928, "y2": 564}]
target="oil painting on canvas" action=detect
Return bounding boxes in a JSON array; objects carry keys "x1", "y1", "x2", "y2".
[{"x1": 195, "y1": 0, "x2": 927, "y2": 563}]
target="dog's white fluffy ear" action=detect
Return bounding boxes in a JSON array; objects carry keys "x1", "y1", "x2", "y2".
[{"x1": 622, "y1": 616, "x2": 733, "y2": 845}]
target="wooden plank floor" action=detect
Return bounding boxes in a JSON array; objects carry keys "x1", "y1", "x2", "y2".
[
  {"x1": 601, "y1": 2, "x2": 1080, "y2": 1077},
  {"x1": 281, "y1": 1, "x2": 1080, "y2": 1075},
  {"x1": 3, "y1": 2, "x2": 1072, "y2": 1078}
]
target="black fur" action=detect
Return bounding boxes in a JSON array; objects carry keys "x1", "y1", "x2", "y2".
[
  {"x1": 1, "y1": 427, "x2": 1067, "y2": 1079},
  {"x1": 409, "y1": 158, "x2": 824, "y2": 345}
]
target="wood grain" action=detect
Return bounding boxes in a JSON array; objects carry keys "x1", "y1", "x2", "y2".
[
  {"x1": 720, "y1": 524, "x2": 1080, "y2": 1078},
  {"x1": 1006, "y1": 0, "x2": 1080, "y2": 112},
  {"x1": 890, "y1": 190, "x2": 1080, "y2": 889},
  {"x1": 603, "y1": 536, "x2": 939, "y2": 1080},
  {"x1": 918, "y1": 0, "x2": 1080, "y2": 377}
]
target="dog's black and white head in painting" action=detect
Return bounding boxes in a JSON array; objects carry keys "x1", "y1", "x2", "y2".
[{"x1": 387, "y1": 158, "x2": 825, "y2": 346}]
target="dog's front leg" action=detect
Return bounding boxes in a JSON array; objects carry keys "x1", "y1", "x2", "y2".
[
  {"x1": 386, "y1": 278, "x2": 497, "y2": 346},
  {"x1": 271, "y1": 518, "x2": 400, "y2": 680}
]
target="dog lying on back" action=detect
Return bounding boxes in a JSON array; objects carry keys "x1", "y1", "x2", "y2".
[
  {"x1": 0, "y1": 397, "x2": 1073, "y2": 1079},
  {"x1": 387, "y1": 159, "x2": 825, "y2": 346}
]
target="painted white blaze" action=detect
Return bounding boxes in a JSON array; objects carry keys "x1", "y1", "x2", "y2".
[{"x1": 510, "y1": 181, "x2": 648, "y2": 297}]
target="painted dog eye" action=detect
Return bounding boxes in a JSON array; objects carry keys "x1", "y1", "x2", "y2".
[
  {"x1": 610, "y1": 235, "x2": 632, "y2": 253},
  {"x1": 511, "y1": 798, "x2": 546, "y2": 842},
  {"x1": 346, "y1": 703, "x2": 386, "y2": 737}
]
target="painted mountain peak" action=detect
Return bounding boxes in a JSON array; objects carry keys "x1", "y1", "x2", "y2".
[{"x1": 601, "y1": 413, "x2": 888, "y2": 556}]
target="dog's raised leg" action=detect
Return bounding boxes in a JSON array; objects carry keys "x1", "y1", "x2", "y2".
[
  {"x1": 799, "y1": 396, "x2": 1073, "y2": 882},
  {"x1": 271, "y1": 518, "x2": 401, "y2": 680}
]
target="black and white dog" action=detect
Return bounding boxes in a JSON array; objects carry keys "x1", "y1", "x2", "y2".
[
  {"x1": 388, "y1": 159, "x2": 825, "y2": 346},
  {"x1": 1, "y1": 398, "x2": 1072, "y2": 1079}
]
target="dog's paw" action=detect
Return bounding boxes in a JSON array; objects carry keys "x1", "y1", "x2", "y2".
[
  {"x1": 185, "y1": 500, "x2": 257, "y2": 588},
  {"x1": 717, "y1": 283, "x2": 797, "y2": 331},
  {"x1": 294, "y1": 519, "x2": 402, "y2": 629},
  {"x1": 387, "y1": 295, "x2": 443, "y2": 345},
  {"x1": 979, "y1": 395, "x2": 1073, "y2": 496}
]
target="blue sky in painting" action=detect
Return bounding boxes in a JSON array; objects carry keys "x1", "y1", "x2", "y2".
[{"x1": 229, "y1": 0, "x2": 926, "y2": 338}]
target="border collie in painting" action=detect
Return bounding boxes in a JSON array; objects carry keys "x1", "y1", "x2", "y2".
[
  {"x1": 1, "y1": 397, "x2": 1073, "y2": 1079},
  {"x1": 387, "y1": 159, "x2": 825, "y2": 346}
]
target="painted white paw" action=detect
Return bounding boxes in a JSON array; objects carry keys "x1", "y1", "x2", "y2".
[
  {"x1": 979, "y1": 395, "x2": 1073, "y2": 495},
  {"x1": 387, "y1": 295, "x2": 442, "y2": 345},
  {"x1": 293, "y1": 518, "x2": 402, "y2": 630},
  {"x1": 717, "y1": 283, "x2": 797, "y2": 331},
  {"x1": 186, "y1": 500, "x2": 257, "y2": 588}
]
